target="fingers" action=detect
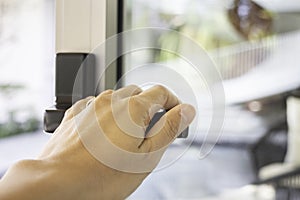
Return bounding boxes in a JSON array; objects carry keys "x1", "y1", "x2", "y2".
[
  {"x1": 140, "y1": 104, "x2": 195, "y2": 152},
  {"x1": 62, "y1": 96, "x2": 95, "y2": 122},
  {"x1": 128, "y1": 85, "x2": 180, "y2": 127},
  {"x1": 136, "y1": 85, "x2": 180, "y2": 110},
  {"x1": 113, "y1": 85, "x2": 142, "y2": 99}
]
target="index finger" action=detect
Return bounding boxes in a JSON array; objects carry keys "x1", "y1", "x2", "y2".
[{"x1": 136, "y1": 85, "x2": 180, "y2": 110}]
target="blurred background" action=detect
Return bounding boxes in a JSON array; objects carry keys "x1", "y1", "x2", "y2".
[
  {"x1": 0, "y1": 0, "x2": 55, "y2": 136},
  {"x1": 0, "y1": 0, "x2": 54, "y2": 175},
  {"x1": 1, "y1": 0, "x2": 300, "y2": 199}
]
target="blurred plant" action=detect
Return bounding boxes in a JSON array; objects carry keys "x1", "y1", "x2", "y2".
[
  {"x1": 0, "y1": 83, "x2": 40, "y2": 139},
  {"x1": 0, "y1": 111, "x2": 40, "y2": 138},
  {"x1": 151, "y1": 3, "x2": 246, "y2": 62},
  {"x1": 127, "y1": 0, "x2": 275, "y2": 77},
  {"x1": 0, "y1": 83, "x2": 24, "y2": 95}
]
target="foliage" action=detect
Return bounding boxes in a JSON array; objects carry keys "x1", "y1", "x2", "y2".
[{"x1": 0, "y1": 83, "x2": 40, "y2": 138}]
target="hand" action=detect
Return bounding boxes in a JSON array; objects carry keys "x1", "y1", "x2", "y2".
[{"x1": 0, "y1": 85, "x2": 195, "y2": 200}]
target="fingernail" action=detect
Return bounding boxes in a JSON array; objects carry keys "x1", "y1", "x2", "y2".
[{"x1": 180, "y1": 104, "x2": 196, "y2": 124}]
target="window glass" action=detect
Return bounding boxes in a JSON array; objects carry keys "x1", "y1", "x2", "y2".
[
  {"x1": 122, "y1": 0, "x2": 300, "y2": 103},
  {"x1": 0, "y1": 0, "x2": 54, "y2": 138}
]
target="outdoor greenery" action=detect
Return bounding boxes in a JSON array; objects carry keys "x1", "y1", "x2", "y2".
[{"x1": 0, "y1": 84, "x2": 40, "y2": 138}]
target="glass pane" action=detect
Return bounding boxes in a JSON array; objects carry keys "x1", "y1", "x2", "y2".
[
  {"x1": 122, "y1": 0, "x2": 300, "y2": 103},
  {"x1": 123, "y1": 1, "x2": 300, "y2": 199},
  {"x1": 0, "y1": 0, "x2": 54, "y2": 138}
]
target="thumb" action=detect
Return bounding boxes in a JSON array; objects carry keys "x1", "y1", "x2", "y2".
[{"x1": 141, "y1": 104, "x2": 196, "y2": 152}]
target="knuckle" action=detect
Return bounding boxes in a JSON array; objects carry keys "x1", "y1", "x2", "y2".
[
  {"x1": 72, "y1": 98, "x2": 86, "y2": 107},
  {"x1": 12, "y1": 160, "x2": 39, "y2": 171},
  {"x1": 154, "y1": 85, "x2": 168, "y2": 94},
  {"x1": 128, "y1": 84, "x2": 142, "y2": 91},
  {"x1": 64, "y1": 108, "x2": 73, "y2": 118},
  {"x1": 129, "y1": 96, "x2": 147, "y2": 110},
  {"x1": 96, "y1": 90, "x2": 113, "y2": 103},
  {"x1": 102, "y1": 89, "x2": 114, "y2": 95},
  {"x1": 154, "y1": 84, "x2": 166, "y2": 91},
  {"x1": 153, "y1": 85, "x2": 170, "y2": 104}
]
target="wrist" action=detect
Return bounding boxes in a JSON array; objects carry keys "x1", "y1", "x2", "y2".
[{"x1": 0, "y1": 159, "x2": 66, "y2": 200}]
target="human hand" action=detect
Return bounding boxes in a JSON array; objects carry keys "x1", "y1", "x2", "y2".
[{"x1": 0, "y1": 85, "x2": 195, "y2": 200}]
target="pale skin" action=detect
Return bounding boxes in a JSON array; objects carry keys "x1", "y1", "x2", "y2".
[{"x1": 0, "y1": 85, "x2": 195, "y2": 200}]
